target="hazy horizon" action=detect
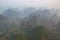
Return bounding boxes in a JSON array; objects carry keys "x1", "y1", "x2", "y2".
[{"x1": 0, "y1": 0, "x2": 60, "y2": 9}]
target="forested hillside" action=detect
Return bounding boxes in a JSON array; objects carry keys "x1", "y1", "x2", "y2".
[{"x1": 0, "y1": 7, "x2": 60, "y2": 40}]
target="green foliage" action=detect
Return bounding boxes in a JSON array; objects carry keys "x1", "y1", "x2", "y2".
[
  {"x1": 29, "y1": 25, "x2": 50, "y2": 40},
  {"x1": 16, "y1": 34, "x2": 23, "y2": 40}
]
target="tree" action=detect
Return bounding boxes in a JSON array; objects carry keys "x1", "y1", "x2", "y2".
[{"x1": 28, "y1": 25, "x2": 50, "y2": 40}]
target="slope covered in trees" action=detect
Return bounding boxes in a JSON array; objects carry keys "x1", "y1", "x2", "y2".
[
  {"x1": 27, "y1": 25, "x2": 50, "y2": 40},
  {"x1": 0, "y1": 7, "x2": 60, "y2": 40},
  {"x1": 0, "y1": 15, "x2": 10, "y2": 32}
]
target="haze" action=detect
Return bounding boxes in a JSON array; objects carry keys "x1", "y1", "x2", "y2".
[{"x1": 0, "y1": 0, "x2": 60, "y2": 9}]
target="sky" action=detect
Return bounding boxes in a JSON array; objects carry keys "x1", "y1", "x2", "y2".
[{"x1": 0, "y1": 0, "x2": 60, "y2": 9}]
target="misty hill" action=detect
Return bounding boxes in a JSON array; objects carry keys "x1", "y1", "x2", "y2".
[
  {"x1": 2, "y1": 7, "x2": 35, "y2": 20},
  {"x1": 1, "y1": 7, "x2": 60, "y2": 32},
  {"x1": 0, "y1": 7, "x2": 60, "y2": 40}
]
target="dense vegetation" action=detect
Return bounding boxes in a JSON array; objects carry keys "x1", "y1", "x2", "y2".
[{"x1": 0, "y1": 7, "x2": 60, "y2": 40}]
